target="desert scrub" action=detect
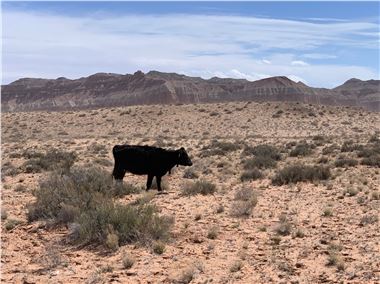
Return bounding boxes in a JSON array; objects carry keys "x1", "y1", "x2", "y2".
[
  {"x1": 122, "y1": 254, "x2": 135, "y2": 269},
  {"x1": 207, "y1": 226, "x2": 219, "y2": 239},
  {"x1": 325, "y1": 242, "x2": 344, "y2": 269},
  {"x1": 1, "y1": 161, "x2": 21, "y2": 177},
  {"x1": 230, "y1": 260, "x2": 243, "y2": 272},
  {"x1": 289, "y1": 142, "x2": 314, "y2": 157},
  {"x1": 242, "y1": 144, "x2": 281, "y2": 160},
  {"x1": 152, "y1": 241, "x2": 165, "y2": 254},
  {"x1": 181, "y1": 180, "x2": 217, "y2": 196},
  {"x1": 322, "y1": 144, "x2": 339, "y2": 155},
  {"x1": 272, "y1": 164, "x2": 331, "y2": 185},
  {"x1": 334, "y1": 157, "x2": 358, "y2": 168},
  {"x1": 274, "y1": 215, "x2": 292, "y2": 236},
  {"x1": 22, "y1": 148, "x2": 76, "y2": 173},
  {"x1": 4, "y1": 219, "x2": 22, "y2": 231},
  {"x1": 230, "y1": 187, "x2": 258, "y2": 217},
  {"x1": 243, "y1": 155, "x2": 276, "y2": 170},
  {"x1": 28, "y1": 166, "x2": 173, "y2": 248},
  {"x1": 360, "y1": 156, "x2": 380, "y2": 167},
  {"x1": 341, "y1": 140, "x2": 363, "y2": 152},
  {"x1": 183, "y1": 168, "x2": 199, "y2": 179},
  {"x1": 200, "y1": 140, "x2": 241, "y2": 157},
  {"x1": 1, "y1": 208, "x2": 8, "y2": 220},
  {"x1": 240, "y1": 168, "x2": 263, "y2": 181}
]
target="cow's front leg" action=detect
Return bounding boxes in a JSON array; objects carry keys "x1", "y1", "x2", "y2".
[
  {"x1": 146, "y1": 174, "x2": 154, "y2": 191},
  {"x1": 156, "y1": 176, "x2": 162, "y2": 192}
]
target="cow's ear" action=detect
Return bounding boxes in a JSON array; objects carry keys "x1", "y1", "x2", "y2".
[{"x1": 180, "y1": 147, "x2": 185, "y2": 151}]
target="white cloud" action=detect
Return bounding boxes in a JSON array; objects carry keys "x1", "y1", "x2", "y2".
[
  {"x1": 303, "y1": 53, "x2": 338, "y2": 59},
  {"x1": 2, "y1": 10, "x2": 378, "y2": 87},
  {"x1": 291, "y1": 60, "x2": 309, "y2": 66}
]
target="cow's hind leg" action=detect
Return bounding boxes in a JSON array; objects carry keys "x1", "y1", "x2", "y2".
[{"x1": 146, "y1": 174, "x2": 153, "y2": 191}]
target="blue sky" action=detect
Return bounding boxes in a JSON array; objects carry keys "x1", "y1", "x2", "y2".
[{"x1": 2, "y1": 1, "x2": 379, "y2": 87}]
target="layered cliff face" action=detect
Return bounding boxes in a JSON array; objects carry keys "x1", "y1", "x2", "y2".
[
  {"x1": 1, "y1": 71, "x2": 379, "y2": 111},
  {"x1": 333, "y1": 78, "x2": 380, "y2": 111}
]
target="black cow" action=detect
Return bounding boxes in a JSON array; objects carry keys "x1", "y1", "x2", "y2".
[{"x1": 112, "y1": 145, "x2": 193, "y2": 191}]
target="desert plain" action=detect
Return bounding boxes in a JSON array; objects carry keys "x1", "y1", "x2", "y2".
[{"x1": 1, "y1": 101, "x2": 379, "y2": 283}]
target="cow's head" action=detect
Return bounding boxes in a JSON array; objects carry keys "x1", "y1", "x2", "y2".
[{"x1": 177, "y1": 147, "x2": 193, "y2": 166}]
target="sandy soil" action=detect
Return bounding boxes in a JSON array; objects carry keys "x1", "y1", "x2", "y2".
[{"x1": 1, "y1": 101, "x2": 379, "y2": 283}]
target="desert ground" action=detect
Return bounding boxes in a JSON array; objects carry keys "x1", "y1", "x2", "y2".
[{"x1": 1, "y1": 101, "x2": 379, "y2": 283}]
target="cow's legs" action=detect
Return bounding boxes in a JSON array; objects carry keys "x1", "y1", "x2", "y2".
[
  {"x1": 156, "y1": 176, "x2": 162, "y2": 192},
  {"x1": 146, "y1": 174, "x2": 154, "y2": 191}
]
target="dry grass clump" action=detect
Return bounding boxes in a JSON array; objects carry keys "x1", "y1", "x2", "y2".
[
  {"x1": 360, "y1": 214, "x2": 379, "y2": 226},
  {"x1": 274, "y1": 214, "x2": 292, "y2": 236},
  {"x1": 207, "y1": 226, "x2": 219, "y2": 239},
  {"x1": 27, "y1": 166, "x2": 173, "y2": 249},
  {"x1": 152, "y1": 241, "x2": 166, "y2": 254},
  {"x1": 122, "y1": 254, "x2": 135, "y2": 269},
  {"x1": 183, "y1": 168, "x2": 199, "y2": 179},
  {"x1": 326, "y1": 245, "x2": 345, "y2": 271},
  {"x1": 230, "y1": 187, "x2": 258, "y2": 217},
  {"x1": 272, "y1": 164, "x2": 331, "y2": 185},
  {"x1": 181, "y1": 180, "x2": 217, "y2": 196},
  {"x1": 177, "y1": 266, "x2": 196, "y2": 284},
  {"x1": 230, "y1": 260, "x2": 243, "y2": 272},
  {"x1": 4, "y1": 219, "x2": 22, "y2": 231}
]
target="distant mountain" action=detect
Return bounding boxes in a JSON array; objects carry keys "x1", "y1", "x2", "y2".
[{"x1": 1, "y1": 71, "x2": 379, "y2": 111}]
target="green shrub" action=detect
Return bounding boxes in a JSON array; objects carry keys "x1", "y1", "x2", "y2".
[
  {"x1": 27, "y1": 166, "x2": 173, "y2": 248},
  {"x1": 272, "y1": 164, "x2": 330, "y2": 185},
  {"x1": 240, "y1": 168, "x2": 263, "y2": 181},
  {"x1": 181, "y1": 180, "x2": 217, "y2": 196},
  {"x1": 23, "y1": 148, "x2": 76, "y2": 173}
]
